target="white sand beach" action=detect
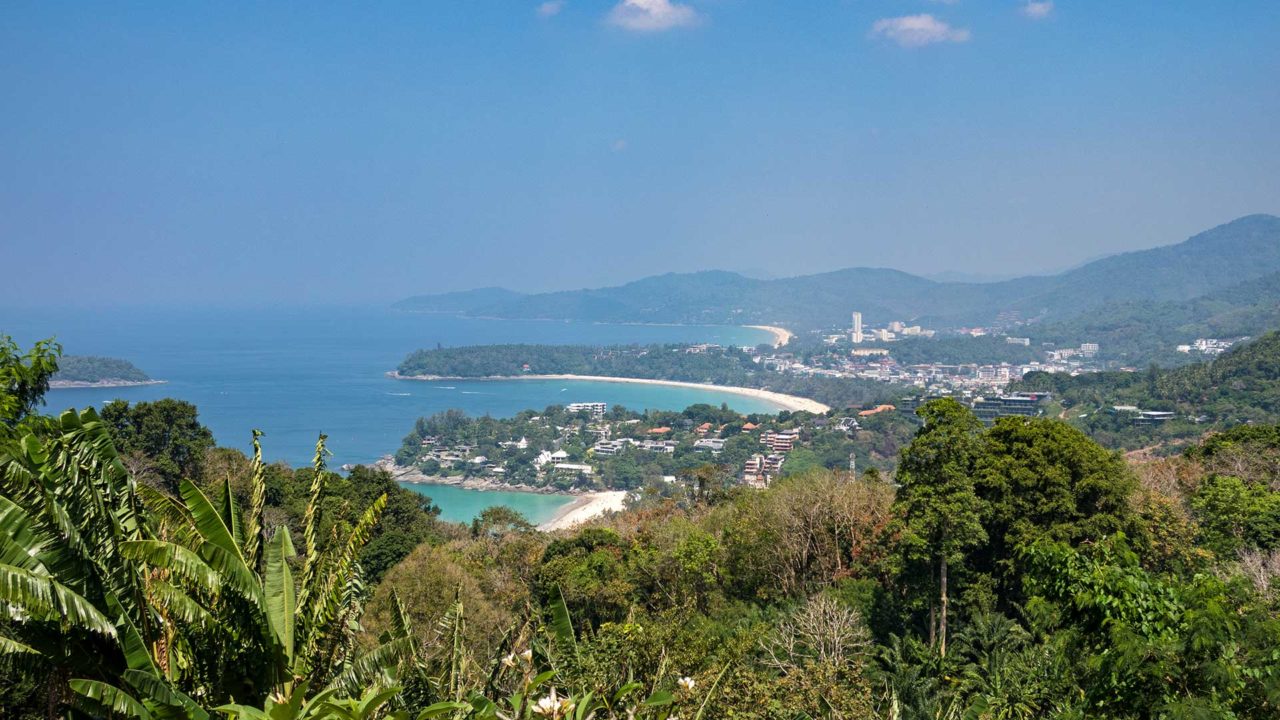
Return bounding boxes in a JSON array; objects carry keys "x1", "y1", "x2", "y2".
[
  {"x1": 390, "y1": 372, "x2": 830, "y2": 414},
  {"x1": 745, "y1": 324, "x2": 794, "y2": 347},
  {"x1": 538, "y1": 490, "x2": 628, "y2": 531}
]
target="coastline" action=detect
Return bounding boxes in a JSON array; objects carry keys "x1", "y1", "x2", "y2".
[
  {"x1": 376, "y1": 457, "x2": 626, "y2": 530},
  {"x1": 745, "y1": 324, "x2": 793, "y2": 347},
  {"x1": 388, "y1": 372, "x2": 830, "y2": 414},
  {"x1": 49, "y1": 379, "x2": 167, "y2": 390}
]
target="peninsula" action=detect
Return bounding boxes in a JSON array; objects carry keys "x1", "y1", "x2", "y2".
[{"x1": 393, "y1": 342, "x2": 890, "y2": 410}]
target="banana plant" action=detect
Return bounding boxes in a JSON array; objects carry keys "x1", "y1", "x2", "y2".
[
  {"x1": 120, "y1": 431, "x2": 392, "y2": 698},
  {"x1": 1, "y1": 412, "x2": 397, "y2": 716}
]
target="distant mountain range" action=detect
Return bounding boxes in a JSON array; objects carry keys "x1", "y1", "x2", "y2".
[{"x1": 396, "y1": 214, "x2": 1280, "y2": 335}]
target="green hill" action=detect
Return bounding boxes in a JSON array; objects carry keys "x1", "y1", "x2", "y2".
[{"x1": 52, "y1": 355, "x2": 152, "y2": 384}]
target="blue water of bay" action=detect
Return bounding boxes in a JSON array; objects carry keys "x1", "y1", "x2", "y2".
[{"x1": 2, "y1": 306, "x2": 776, "y2": 523}]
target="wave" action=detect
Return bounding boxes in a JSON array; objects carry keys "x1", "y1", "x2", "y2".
[
  {"x1": 385, "y1": 392, "x2": 411, "y2": 396},
  {"x1": 433, "y1": 386, "x2": 456, "y2": 390}
]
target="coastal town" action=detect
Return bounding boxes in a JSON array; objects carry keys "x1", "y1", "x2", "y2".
[{"x1": 387, "y1": 398, "x2": 917, "y2": 501}]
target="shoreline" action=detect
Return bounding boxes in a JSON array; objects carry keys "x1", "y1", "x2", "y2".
[
  {"x1": 376, "y1": 458, "x2": 626, "y2": 530},
  {"x1": 388, "y1": 372, "x2": 830, "y2": 414},
  {"x1": 745, "y1": 324, "x2": 793, "y2": 347},
  {"x1": 49, "y1": 379, "x2": 167, "y2": 390},
  {"x1": 539, "y1": 491, "x2": 627, "y2": 531}
]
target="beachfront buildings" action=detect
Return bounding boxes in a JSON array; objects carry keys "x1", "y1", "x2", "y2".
[{"x1": 567, "y1": 402, "x2": 607, "y2": 418}]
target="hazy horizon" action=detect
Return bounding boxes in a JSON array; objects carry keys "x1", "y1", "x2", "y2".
[{"x1": 3, "y1": 2, "x2": 1278, "y2": 306}]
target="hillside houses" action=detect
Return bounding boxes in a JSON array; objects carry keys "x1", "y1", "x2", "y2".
[{"x1": 393, "y1": 400, "x2": 909, "y2": 493}]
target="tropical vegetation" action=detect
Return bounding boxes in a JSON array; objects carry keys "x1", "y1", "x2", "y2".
[{"x1": 5, "y1": 337, "x2": 1280, "y2": 719}]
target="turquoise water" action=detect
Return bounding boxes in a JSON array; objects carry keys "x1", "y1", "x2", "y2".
[
  {"x1": 400, "y1": 484, "x2": 574, "y2": 526},
  {"x1": 2, "y1": 306, "x2": 775, "y2": 522}
]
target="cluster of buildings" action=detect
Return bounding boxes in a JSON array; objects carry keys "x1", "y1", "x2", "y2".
[
  {"x1": 403, "y1": 399, "x2": 871, "y2": 491},
  {"x1": 849, "y1": 311, "x2": 935, "y2": 344},
  {"x1": 761, "y1": 352, "x2": 1046, "y2": 394},
  {"x1": 899, "y1": 391, "x2": 1051, "y2": 424},
  {"x1": 1176, "y1": 338, "x2": 1241, "y2": 356},
  {"x1": 772, "y1": 327, "x2": 1110, "y2": 394},
  {"x1": 1047, "y1": 343, "x2": 1100, "y2": 362},
  {"x1": 591, "y1": 436, "x2": 678, "y2": 456}
]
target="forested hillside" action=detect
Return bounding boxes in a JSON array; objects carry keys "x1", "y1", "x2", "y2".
[
  {"x1": 1013, "y1": 331, "x2": 1280, "y2": 448},
  {"x1": 1029, "y1": 269, "x2": 1280, "y2": 366}
]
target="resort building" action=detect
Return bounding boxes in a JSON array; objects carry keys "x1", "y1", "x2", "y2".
[{"x1": 566, "y1": 402, "x2": 608, "y2": 418}]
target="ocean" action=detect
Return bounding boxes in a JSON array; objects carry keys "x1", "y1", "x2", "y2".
[{"x1": 2, "y1": 306, "x2": 776, "y2": 524}]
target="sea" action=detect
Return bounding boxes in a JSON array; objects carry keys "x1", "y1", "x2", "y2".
[{"x1": 1, "y1": 306, "x2": 777, "y2": 524}]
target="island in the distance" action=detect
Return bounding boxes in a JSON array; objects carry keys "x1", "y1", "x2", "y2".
[{"x1": 49, "y1": 355, "x2": 166, "y2": 389}]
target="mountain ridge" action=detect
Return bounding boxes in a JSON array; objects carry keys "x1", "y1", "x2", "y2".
[{"x1": 395, "y1": 214, "x2": 1280, "y2": 331}]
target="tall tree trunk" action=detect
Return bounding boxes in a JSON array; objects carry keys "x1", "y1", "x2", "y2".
[
  {"x1": 928, "y1": 604, "x2": 936, "y2": 648},
  {"x1": 939, "y1": 554, "x2": 949, "y2": 658}
]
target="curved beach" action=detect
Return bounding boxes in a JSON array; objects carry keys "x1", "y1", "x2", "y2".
[
  {"x1": 390, "y1": 372, "x2": 830, "y2": 414},
  {"x1": 745, "y1": 324, "x2": 793, "y2": 347},
  {"x1": 539, "y1": 491, "x2": 628, "y2": 531}
]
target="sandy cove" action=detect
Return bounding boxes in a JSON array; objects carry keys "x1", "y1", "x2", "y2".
[
  {"x1": 388, "y1": 372, "x2": 830, "y2": 414},
  {"x1": 538, "y1": 491, "x2": 627, "y2": 531},
  {"x1": 745, "y1": 324, "x2": 793, "y2": 347},
  {"x1": 376, "y1": 458, "x2": 627, "y2": 531}
]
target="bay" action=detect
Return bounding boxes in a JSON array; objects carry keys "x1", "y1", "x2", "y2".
[{"x1": 2, "y1": 306, "x2": 777, "y2": 522}]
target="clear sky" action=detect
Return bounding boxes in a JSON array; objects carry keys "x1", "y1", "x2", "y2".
[{"x1": 2, "y1": 1, "x2": 1278, "y2": 306}]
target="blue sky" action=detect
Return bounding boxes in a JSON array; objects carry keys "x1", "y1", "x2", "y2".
[{"x1": 1, "y1": 1, "x2": 1277, "y2": 306}]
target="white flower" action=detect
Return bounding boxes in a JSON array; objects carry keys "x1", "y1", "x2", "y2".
[
  {"x1": 520, "y1": 648, "x2": 534, "y2": 663},
  {"x1": 532, "y1": 695, "x2": 558, "y2": 717},
  {"x1": 501, "y1": 653, "x2": 518, "y2": 668},
  {"x1": 677, "y1": 675, "x2": 696, "y2": 691},
  {"x1": 531, "y1": 689, "x2": 575, "y2": 718}
]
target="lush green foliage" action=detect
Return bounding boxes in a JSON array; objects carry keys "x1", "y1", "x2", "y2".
[
  {"x1": 0, "y1": 334, "x2": 61, "y2": 424},
  {"x1": 875, "y1": 335, "x2": 1043, "y2": 366},
  {"x1": 101, "y1": 398, "x2": 216, "y2": 491}
]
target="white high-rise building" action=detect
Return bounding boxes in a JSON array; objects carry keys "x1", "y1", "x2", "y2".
[{"x1": 851, "y1": 312, "x2": 864, "y2": 344}]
